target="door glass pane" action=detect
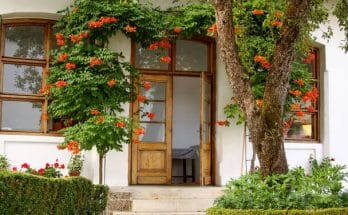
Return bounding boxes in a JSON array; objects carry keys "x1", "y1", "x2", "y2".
[
  {"x1": 140, "y1": 102, "x2": 165, "y2": 122},
  {"x1": 5, "y1": 25, "x2": 45, "y2": 59},
  {"x1": 1, "y1": 100, "x2": 42, "y2": 131},
  {"x1": 3, "y1": 64, "x2": 43, "y2": 95},
  {"x1": 140, "y1": 82, "x2": 166, "y2": 100},
  {"x1": 135, "y1": 43, "x2": 169, "y2": 70},
  {"x1": 139, "y1": 123, "x2": 165, "y2": 142},
  {"x1": 176, "y1": 40, "x2": 208, "y2": 72}
]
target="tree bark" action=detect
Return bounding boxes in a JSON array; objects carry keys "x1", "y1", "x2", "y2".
[
  {"x1": 99, "y1": 153, "x2": 104, "y2": 184},
  {"x1": 213, "y1": 0, "x2": 312, "y2": 177}
]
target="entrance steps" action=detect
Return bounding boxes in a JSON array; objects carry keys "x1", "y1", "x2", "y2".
[{"x1": 108, "y1": 186, "x2": 224, "y2": 215}]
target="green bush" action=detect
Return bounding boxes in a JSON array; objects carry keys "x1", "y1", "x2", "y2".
[
  {"x1": 0, "y1": 171, "x2": 108, "y2": 214},
  {"x1": 207, "y1": 207, "x2": 348, "y2": 215},
  {"x1": 215, "y1": 157, "x2": 348, "y2": 210}
]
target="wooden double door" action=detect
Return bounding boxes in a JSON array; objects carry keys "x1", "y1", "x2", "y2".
[{"x1": 131, "y1": 74, "x2": 213, "y2": 185}]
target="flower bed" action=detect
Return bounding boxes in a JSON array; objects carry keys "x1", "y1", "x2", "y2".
[
  {"x1": 207, "y1": 207, "x2": 348, "y2": 215},
  {"x1": 0, "y1": 171, "x2": 108, "y2": 214}
]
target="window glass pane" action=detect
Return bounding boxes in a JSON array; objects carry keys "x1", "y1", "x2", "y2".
[
  {"x1": 5, "y1": 25, "x2": 45, "y2": 59},
  {"x1": 139, "y1": 123, "x2": 165, "y2": 142},
  {"x1": 1, "y1": 100, "x2": 42, "y2": 131},
  {"x1": 176, "y1": 40, "x2": 208, "y2": 72},
  {"x1": 135, "y1": 43, "x2": 169, "y2": 70},
  {"x1": 140, "y1": 102, "x2": 165, "y2": 122},
  {"x1": 285, "y1": 113, "x2": 314, "y2": 139},
  {"x1": 140, "y1": 81, "x2": 166, "y2": 100},
  {"x1": 3, "y1": 64, "x2": 43, "y2": 95}
]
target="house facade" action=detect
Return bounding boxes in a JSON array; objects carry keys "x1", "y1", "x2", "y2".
[{"x1": 0, "y1": 0, "x2": 347, "y2": 187}]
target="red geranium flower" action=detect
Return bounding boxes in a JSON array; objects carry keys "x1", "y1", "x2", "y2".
[
  {"x1": 12, "y1": 167, "x2": 18, "y2": 172},
  {"x1": 54, "y1": 162, "x2": 59, "y2": 168},
  {"x1": 38, "y1": 168, "x2": 45, "y2": 176},
  {"x1": 45, "y1": 163, "x2": 50, "y2": 168},
  {"x1": 60, "y1": 164, "x2": 65, "y2": 169},
  {"x1": 21, "y1": 163, "x2": 30, "y2": 169}
]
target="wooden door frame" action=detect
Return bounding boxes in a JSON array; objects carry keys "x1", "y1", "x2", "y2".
[{"x1": 128, "y1": 37, "x2": 216, "y2": 185}]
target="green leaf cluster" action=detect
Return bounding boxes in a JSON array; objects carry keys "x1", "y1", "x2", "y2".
[{"x1": 214, "y1": 157, "x2": 348, "y2": 210}]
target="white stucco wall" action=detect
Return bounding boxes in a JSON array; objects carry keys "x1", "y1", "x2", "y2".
[{"x1": 0, "y1": 0, "x2": 347, "y2": 188}]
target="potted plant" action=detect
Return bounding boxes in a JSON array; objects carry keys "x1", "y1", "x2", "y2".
[
  {"x1": 67, "y1": 154, "x2": 84, "y2": 176},
  {"x1": 0, "y1": 154, "x2": 10, "y2": 171}
]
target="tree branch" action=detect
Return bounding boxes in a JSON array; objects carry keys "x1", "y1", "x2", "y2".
[{"x1": 262, "y1": 0, "x2": 311, "y2": 127}]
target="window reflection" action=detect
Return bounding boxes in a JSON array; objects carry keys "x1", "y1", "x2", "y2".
[
  {"x1": 5, "y1": 26, "x2": 45, "y2": 59},
  {"x1": 1, "y1": 100, "x2": 42, "y2": 131},
  {"x1": 3, "y1": 64, "x2": 42, "y2": 95},
  {"x1": 176, "y1": 40, "x2": 208, "y2": 72}
]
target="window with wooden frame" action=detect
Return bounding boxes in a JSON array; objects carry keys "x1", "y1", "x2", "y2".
[
  {"x1": 133, "y1": 38, "x2": 215, "y2": 75},
  {"x1": 285, "y1": 49, "x2": 320, "y2": 141},
  {"x1": 0, "y1": 19, "x2": 56, "y2": 134}
]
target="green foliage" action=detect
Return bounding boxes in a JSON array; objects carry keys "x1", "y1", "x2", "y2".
[
  {"x1": 207, "y1": 207, "x2": 348, "y2": 215},
  {"x1": 215, "y1": 157, "x2": 348, "y2": 210},
  {"x1": 0, "y1": 171, "x2": 108, "y2": 214},
  {"x1": 333, "y1": 0, "x2": 348, "y2": 52},
  {"x1": 0, "y1": 154, "x2": 10, "y2": 171}
]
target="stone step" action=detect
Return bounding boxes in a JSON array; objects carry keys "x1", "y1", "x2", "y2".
[
  {"x1": 110, "y1": 186, "x2": 224, "y2": 200},
  {"x1": 113, "y1": 212, "x2": 206, "y2": 215},
  {"x1": 132, "y1": 198, "x2": 215, "y2": 212}
]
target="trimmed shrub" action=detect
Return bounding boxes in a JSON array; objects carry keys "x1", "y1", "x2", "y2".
[
  {"x1": 207, "y1": 207, "x2": 348, "y2": 215},
  {"x1": 215, "y1": 157, "x2": 348, "y2": 210},
  {"x1": 0, "y1": 171, "x2": 108, "y2": 214}
]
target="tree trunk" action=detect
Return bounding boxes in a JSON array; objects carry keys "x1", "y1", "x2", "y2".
[
  {"x1": 213, "y1": 0, "x2": 311, "y2": 177},
  {"x1": 99, "y1": 153, "x2": 104, "y2": 184}
]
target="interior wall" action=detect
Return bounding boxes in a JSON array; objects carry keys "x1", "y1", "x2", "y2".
[
  {"x1": 172, "y1": 76, "x2": 201, "y2": 183},
  {"x1": 172, "y1": 76, "x2": 200, "y2": 149}
]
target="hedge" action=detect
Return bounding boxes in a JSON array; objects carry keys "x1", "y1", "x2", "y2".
[
  {"x1": 207, "y1": 207, "x2": 348, "y2": 215},
  {"x1": 0, "y1": 171, "x2": 108, "y2": 214}
]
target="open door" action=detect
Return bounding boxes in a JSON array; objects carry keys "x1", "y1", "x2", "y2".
[
  {"x1": 131, "y1": 74, "x2": 172, "y2": 184},
  {"x1": 200, "y1": 73, "x2": 212, "y2": 185}
]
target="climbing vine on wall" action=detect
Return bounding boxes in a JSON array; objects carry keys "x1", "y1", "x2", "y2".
[{"x1": 45, "y1": 0, "x2": 348, "y2": 159}]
